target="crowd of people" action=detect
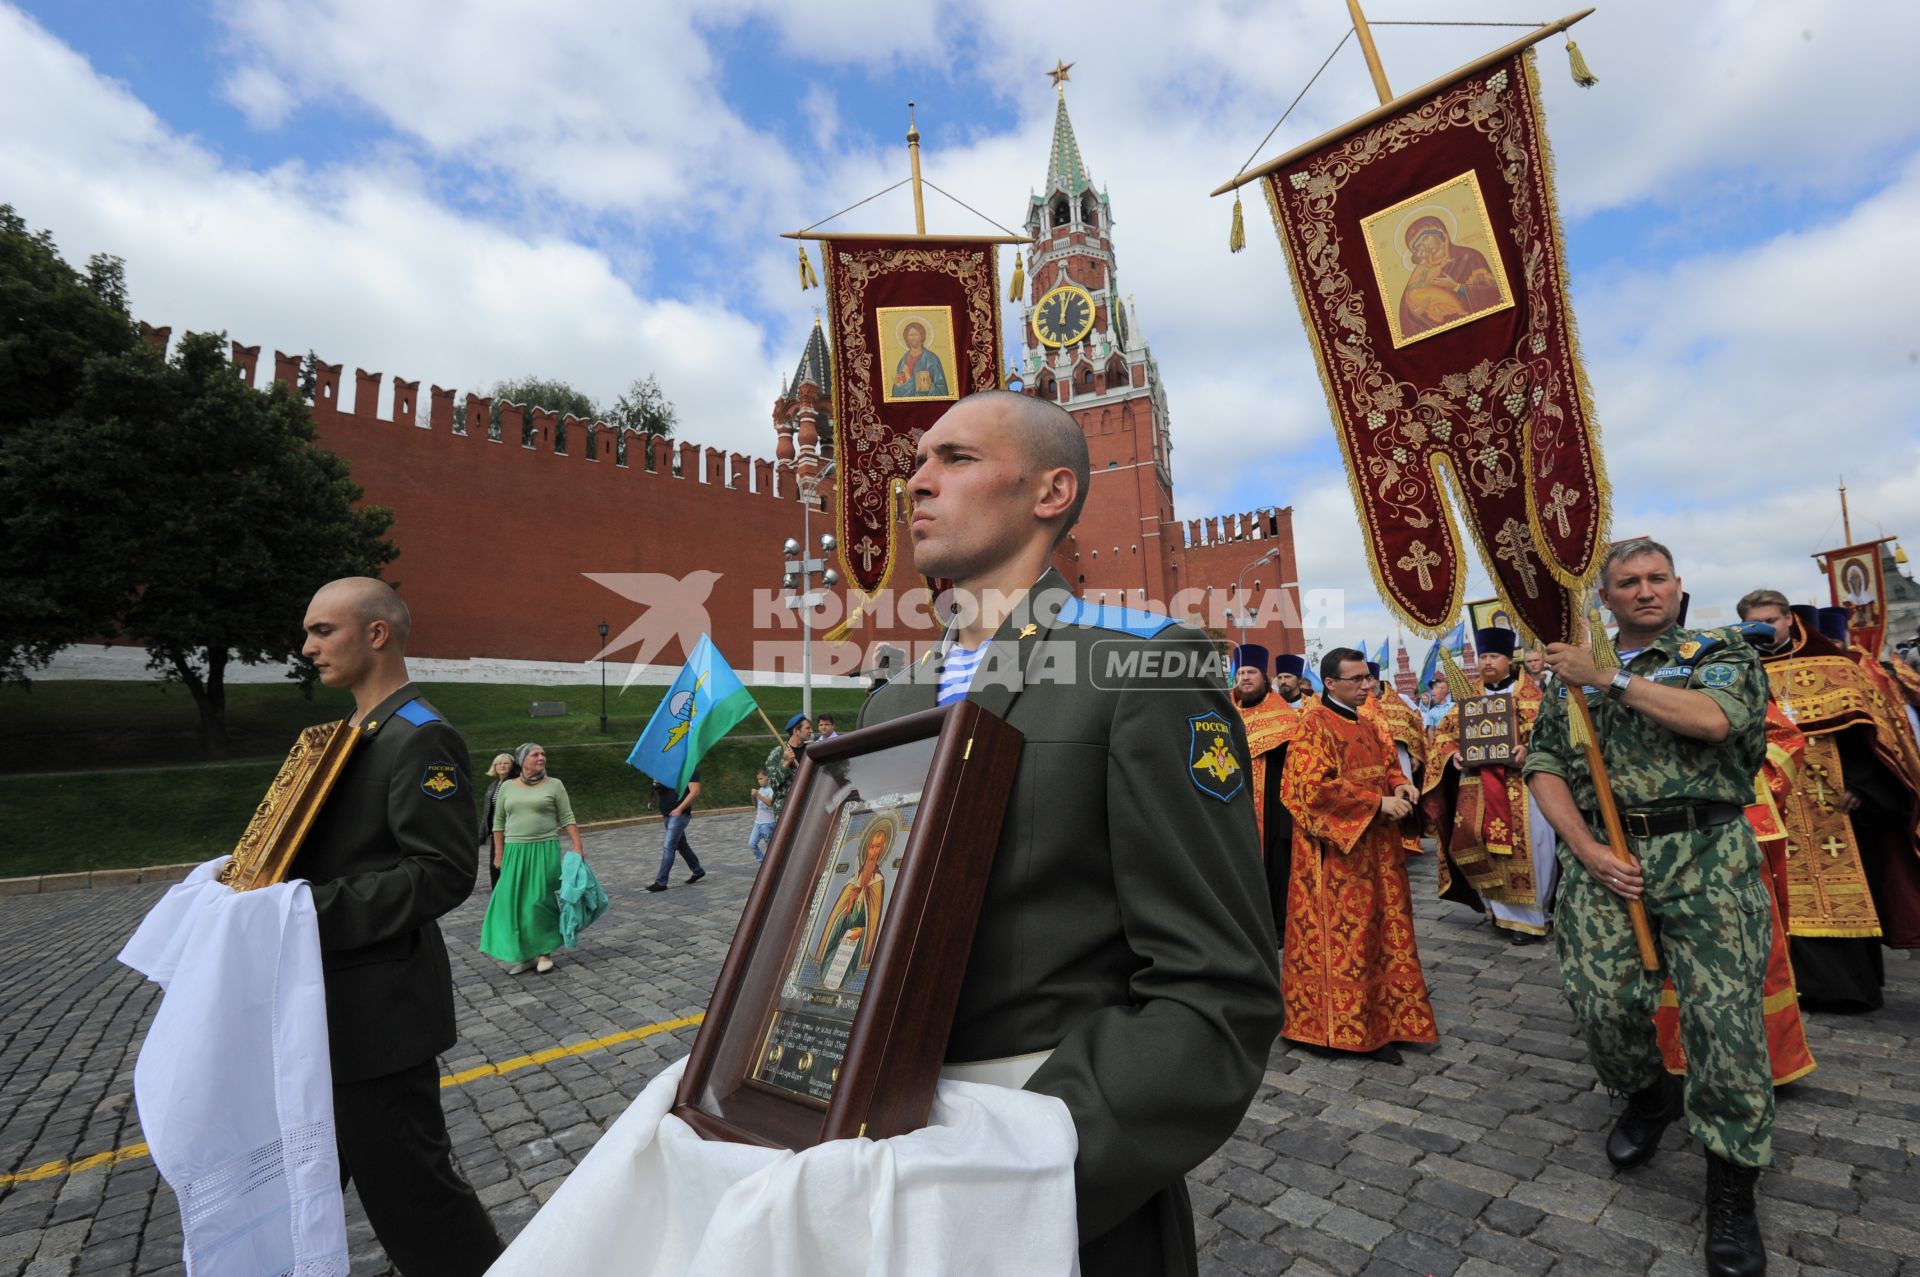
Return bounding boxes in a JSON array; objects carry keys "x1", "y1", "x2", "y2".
[{"x1": 270, "y1": 390, "x2": 1918, "y2": 1277}]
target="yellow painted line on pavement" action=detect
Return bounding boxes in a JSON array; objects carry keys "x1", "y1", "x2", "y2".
[
  {"x1": 439, "y1": 1012, "x2": 704, "y2": 1087},
  {"x1": 0, "y1": 1011, "x2": 705, "y2": 1189}
]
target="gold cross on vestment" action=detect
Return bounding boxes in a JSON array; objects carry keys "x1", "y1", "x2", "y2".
[
  {"x1": 1397, "y1": 539, "x2": 1441, "y2": 592},
  {"x1": 1821, "y1": 836, "x2": 1846, "y2": 858}
]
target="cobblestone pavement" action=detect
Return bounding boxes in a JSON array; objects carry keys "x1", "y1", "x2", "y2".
[{"x1": 1, "y1": 813, "x2": 1914, "y2": 1276}]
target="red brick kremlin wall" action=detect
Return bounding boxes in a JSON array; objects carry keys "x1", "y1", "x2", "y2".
[{"x1": 134, "y1": 328, "x2": 1299, "y2": 675}]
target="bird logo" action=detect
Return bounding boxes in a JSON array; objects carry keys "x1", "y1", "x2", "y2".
[{"x1": 584, "y1": 570, "x2": 724, "y2": 691}]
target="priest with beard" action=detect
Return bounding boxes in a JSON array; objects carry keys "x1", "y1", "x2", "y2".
[
  {"x1": 1231, "y1": 644, "x2": 1299, "y2": 944},
  {"x1": 1274, "y1": 652, "x2": 1310, "y2": 707},
  {"x1": 1736, "y1": 590, "x2": 1920, "y2": 1010}
]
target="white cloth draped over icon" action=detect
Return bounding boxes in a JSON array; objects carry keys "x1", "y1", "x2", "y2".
[
  {"x1": 485, "y1": 1055, "x2": 1080, "y2": 1277},
  {"x1": 118, "y1": 857, "x2": 347, "y2": 1277}
]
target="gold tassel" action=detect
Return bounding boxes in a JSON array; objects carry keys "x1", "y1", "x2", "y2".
[
  {"x1": 1566, "y1": 40, "x2": 1597, "y2": 88},
  {"x1": 1567, "y1": 695, "x2": 1593, "y2": 748},
  {"x1": 1588, "y1": 604, "x2": 1620, "y2": 672},
  {"x1": 1229, "y1": 193, "x2": 1246, "y2": 254},
  {"x1": 1438, "y1": 644, "x2": 1475, "y2": 704},
  {"x1": 1008, "y1": 251, "x2": 1025, "y2": 302},
  {"x1": 798, "y1": 245, "x2": 819, "y2": 291}
]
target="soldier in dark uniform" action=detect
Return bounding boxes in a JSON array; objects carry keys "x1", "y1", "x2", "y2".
[
  {"x1": 861, "y1": 391, "x2": 1282, "y2": 1277},
  {"x1": 294, "y1": 577, "x2": 502, "y2": 1277},
  {"x1": 1524, "y1": 540, "x2": 1772, "y2": 1277}
]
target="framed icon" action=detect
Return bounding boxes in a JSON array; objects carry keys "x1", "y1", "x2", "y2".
[
  {"x1": 1361, "y1": 170, "x2": 1515, "y2": 349},
  {"x1": 673, "y1": 700, "x2": 1023, "y2": 1150},
  {"x1": 876, "y1": 305, "x2": 960, "y2": 403},
  {"x1": 220, "y1": 720, "x2": 361, "y2": 891}
]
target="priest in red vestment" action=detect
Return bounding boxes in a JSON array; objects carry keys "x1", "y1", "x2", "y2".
[{"x1": 1280, "y1": 648, "x2": 1438, "y2": 1056}]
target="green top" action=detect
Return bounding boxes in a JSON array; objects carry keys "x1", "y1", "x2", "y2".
[
  {"x1": 493, "y1": 777, "x2": 577, "y2": 843},
  {"x1": 1523, "y1": 623, "x2": 1767, "y2": 810}
]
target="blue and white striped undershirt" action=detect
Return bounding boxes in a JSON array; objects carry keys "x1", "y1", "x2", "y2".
[{"x1": 938, "y1": 642, "x2": 989, "y2": 706}]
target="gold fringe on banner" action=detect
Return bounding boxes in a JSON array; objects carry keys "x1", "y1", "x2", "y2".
[
  {"x1": 798, "y1": 245, "x2": 819, "y2": 291},
  {"x1": 1566, "y1": 39, "x2": 1597, "y2": 87},
  {"x1": 1007, "y1": 251, "x2": 1025, "y2": 301},
  {"x1": 1229, "y1": 193, "x2": 1246, "y2": 253}
]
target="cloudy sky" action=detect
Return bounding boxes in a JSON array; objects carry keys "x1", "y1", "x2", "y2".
[{"x1": 6, "y1": 1, "x2": 1917, "y2": 664}]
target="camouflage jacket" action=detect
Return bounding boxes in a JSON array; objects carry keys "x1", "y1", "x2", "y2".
[
  {"x1": 1523, "y1": 623, "x2": 1767, "y2": 811},
  {"x1": 764, "y1": 742, "x2": 799, "y2": 814}
]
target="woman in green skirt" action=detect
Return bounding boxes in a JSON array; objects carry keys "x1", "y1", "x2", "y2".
[{"x1": 481, "y1": 742, "x2": 586, "y2": 974}]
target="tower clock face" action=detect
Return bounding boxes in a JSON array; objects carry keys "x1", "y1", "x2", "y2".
[{"x1": 1032, "y1": 284, "x2": 1096, "y2": 348}]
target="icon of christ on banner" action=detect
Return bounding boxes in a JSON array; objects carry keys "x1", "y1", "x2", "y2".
[{"x1": 878, "y1": 306, "x2": 957, "y2": 402}]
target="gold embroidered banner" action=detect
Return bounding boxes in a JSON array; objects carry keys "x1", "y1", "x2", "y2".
[
  {"x1": 820, "y1": 239, "x2": 1003, "y2": 595},
  {"x1": 1255, "y1": 50, "x2": 1607, "y2": 642}
]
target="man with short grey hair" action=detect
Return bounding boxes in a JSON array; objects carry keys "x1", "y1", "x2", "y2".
[{"x1": 1525, "y1": 540, "x2": 1773, "y2": 1277}]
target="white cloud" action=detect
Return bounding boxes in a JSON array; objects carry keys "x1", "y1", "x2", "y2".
[
  {"x1": 8, "y1": 0, "x2": 1920, "y2": 654},
  {"x1": 0, "y1": 4, "x2": 780, "y2": 457},
  {"x1": 221, "y1": 64, "x2": 295, "y2": 130}
]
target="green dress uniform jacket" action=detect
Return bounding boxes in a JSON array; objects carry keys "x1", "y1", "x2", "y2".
[
  {"x1": 290, "y1": 682, "x2": 479, "y2": 1083},
  {"x1": 860, "y1": 571, "x2": 1283, "y2": 1277}
]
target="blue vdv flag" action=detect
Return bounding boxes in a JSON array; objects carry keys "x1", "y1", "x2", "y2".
[
  {"x1": 1372, "y1": 638, "x2": 1390, "y2": 671},
  {"x1": 626, "y1": 635, "x2": 758, "y2": 791}
]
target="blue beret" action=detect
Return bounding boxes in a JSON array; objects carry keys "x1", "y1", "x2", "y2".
[{"x1": 785, "y1": 713, "x2": 810, "y2": 733}]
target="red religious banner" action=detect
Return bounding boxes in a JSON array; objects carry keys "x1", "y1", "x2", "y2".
[
  {"x1": 819, "y1": 239, "x2": 1003, "y2": 595},
  {"x1": 1821, "y1": 540, "x2": 1890, "y2": 658},
  {"x1": 1247, "y1": 47, "x2": 1606, "y2": 643}
]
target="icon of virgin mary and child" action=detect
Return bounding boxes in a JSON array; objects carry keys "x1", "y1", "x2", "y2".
[{"x1": 1398, "y1": 215, "x2": 1503, "y2": 339}]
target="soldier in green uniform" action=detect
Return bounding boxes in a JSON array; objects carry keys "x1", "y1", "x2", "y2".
[
  {"x1": 1524, "y1": 539, "x2": 1771, "y2": 1277},
  {"x1": 293, "y1": 577, "x2": 502, "y2": 1276},
  {"x1": 861, "y1": 391, "x2": 1282, "y2": 1277}
]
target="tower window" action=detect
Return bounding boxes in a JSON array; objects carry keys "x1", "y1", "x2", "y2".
[
  {"x1": 1081, "y1": 193, "x2": 1100, "y2": 229},
  {"x1": 1051, "y1": 196, "x2": 1071, "y2": 229}
]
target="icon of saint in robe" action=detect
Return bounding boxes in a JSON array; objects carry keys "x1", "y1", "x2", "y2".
[
  {"x1": 891, "y1": 321, "x2": 949, "y2": 398},
  {"x1": 1398, "y1": 216, "x2": 1503, "y2": 339}
]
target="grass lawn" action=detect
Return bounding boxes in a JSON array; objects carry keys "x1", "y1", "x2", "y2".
[{"x1": 0, "y1": 679, "x2": 869, "y2": 877}]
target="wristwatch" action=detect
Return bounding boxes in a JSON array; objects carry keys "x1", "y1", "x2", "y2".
[{"x1": 1607, "y1": 670, "x2": 1634, "y2": 701}]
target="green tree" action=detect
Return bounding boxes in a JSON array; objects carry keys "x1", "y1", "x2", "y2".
[
  {"x1": 0, "y1": 329, "x2": 397, "y2": 756},
  {"x1": 487, "y1": 375, "x2": 601, "y2": 449},
  {"x1": 608, "y1": 373, "x2": 677, "y2": 438},
  {"x1": 0, "y1": 207, "x2": 141, "y2": 678}
]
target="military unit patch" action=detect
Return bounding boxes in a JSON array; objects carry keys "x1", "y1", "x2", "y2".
[
  {"x1": 1699, "y1": 663, "x2": 1738, "y2": 689},
  {"x1": 421, "y1": 761, "x2": 459, "y2": 799},
  {"x1": 1187, "y1": 713, "x2": 1244, "y2": 803}
]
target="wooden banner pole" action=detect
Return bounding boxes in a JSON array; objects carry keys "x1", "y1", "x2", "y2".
[
  {"x1": 907, "y1": 102, "x2": 928, "y2": 236},
  {"x1": 1346, "y1": 0, "x2": 1394, "y2": 105}
]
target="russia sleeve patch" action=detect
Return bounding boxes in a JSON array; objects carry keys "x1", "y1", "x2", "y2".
[
  {"x1": 1188, "y1": 713, "x2": 1245, "y2": 803},
  {"x1": 421, "y1": 761, "x2": 459, "y2": 799}
]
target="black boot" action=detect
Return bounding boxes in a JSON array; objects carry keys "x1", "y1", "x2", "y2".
[
  {"x1": 1605, "y1": 1073, "x2": 1683, "y2": 1168},
  {"x1": 1704, "y1": 1151, "x2": 1766, "y2": 1276}
]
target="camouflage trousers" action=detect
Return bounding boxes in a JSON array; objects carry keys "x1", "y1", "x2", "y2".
[{"x1": 1553, "y1": 819, "x2": 1775, "y2": 1167}]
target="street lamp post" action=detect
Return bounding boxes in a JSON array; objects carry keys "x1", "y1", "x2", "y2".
[
  {"x1": 597, "y1": 620, "x2": 609, "y2": 734},
  {"x1": 782, "y1": 461, "x2": 840, "y2": 721}
]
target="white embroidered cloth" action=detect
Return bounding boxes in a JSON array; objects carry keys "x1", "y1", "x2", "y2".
[
  {"x1": 487, "y1": 1056, "x2": 1079, "y2": 1277},
  {"x1": 119, "y1": 857, "x2": 347, "y2": 1277}
]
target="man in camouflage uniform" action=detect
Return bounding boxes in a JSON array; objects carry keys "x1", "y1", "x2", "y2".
[{"x1": 1525, "y1": 539, "x2": 1772, "y2": 1277}]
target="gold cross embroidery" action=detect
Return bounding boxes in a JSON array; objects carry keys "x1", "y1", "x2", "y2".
[
  {"x1": 1397, "y1": 540, "x2": 1442, "y2": 592},
  {"x1": 1820, "y1": 836, "x2": 1846, "y2": 859},
  {"x1": 1493, "y1": 518, "x2": 1541, "y2": 599},
  {"x1": 853, "y1": 535, "x2": 883, "y2": 572},
  {"x1": 1542, "y1": 482, "x2": 1580, "y2": 538}
]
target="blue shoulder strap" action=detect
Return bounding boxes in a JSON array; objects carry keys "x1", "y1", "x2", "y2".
[
  {"x1": 1054, "y1": 597, "x2": 1179, "y2": 639},
  {"x1": 392, "y1": 698, "x2": 442, "y2": 726}
]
